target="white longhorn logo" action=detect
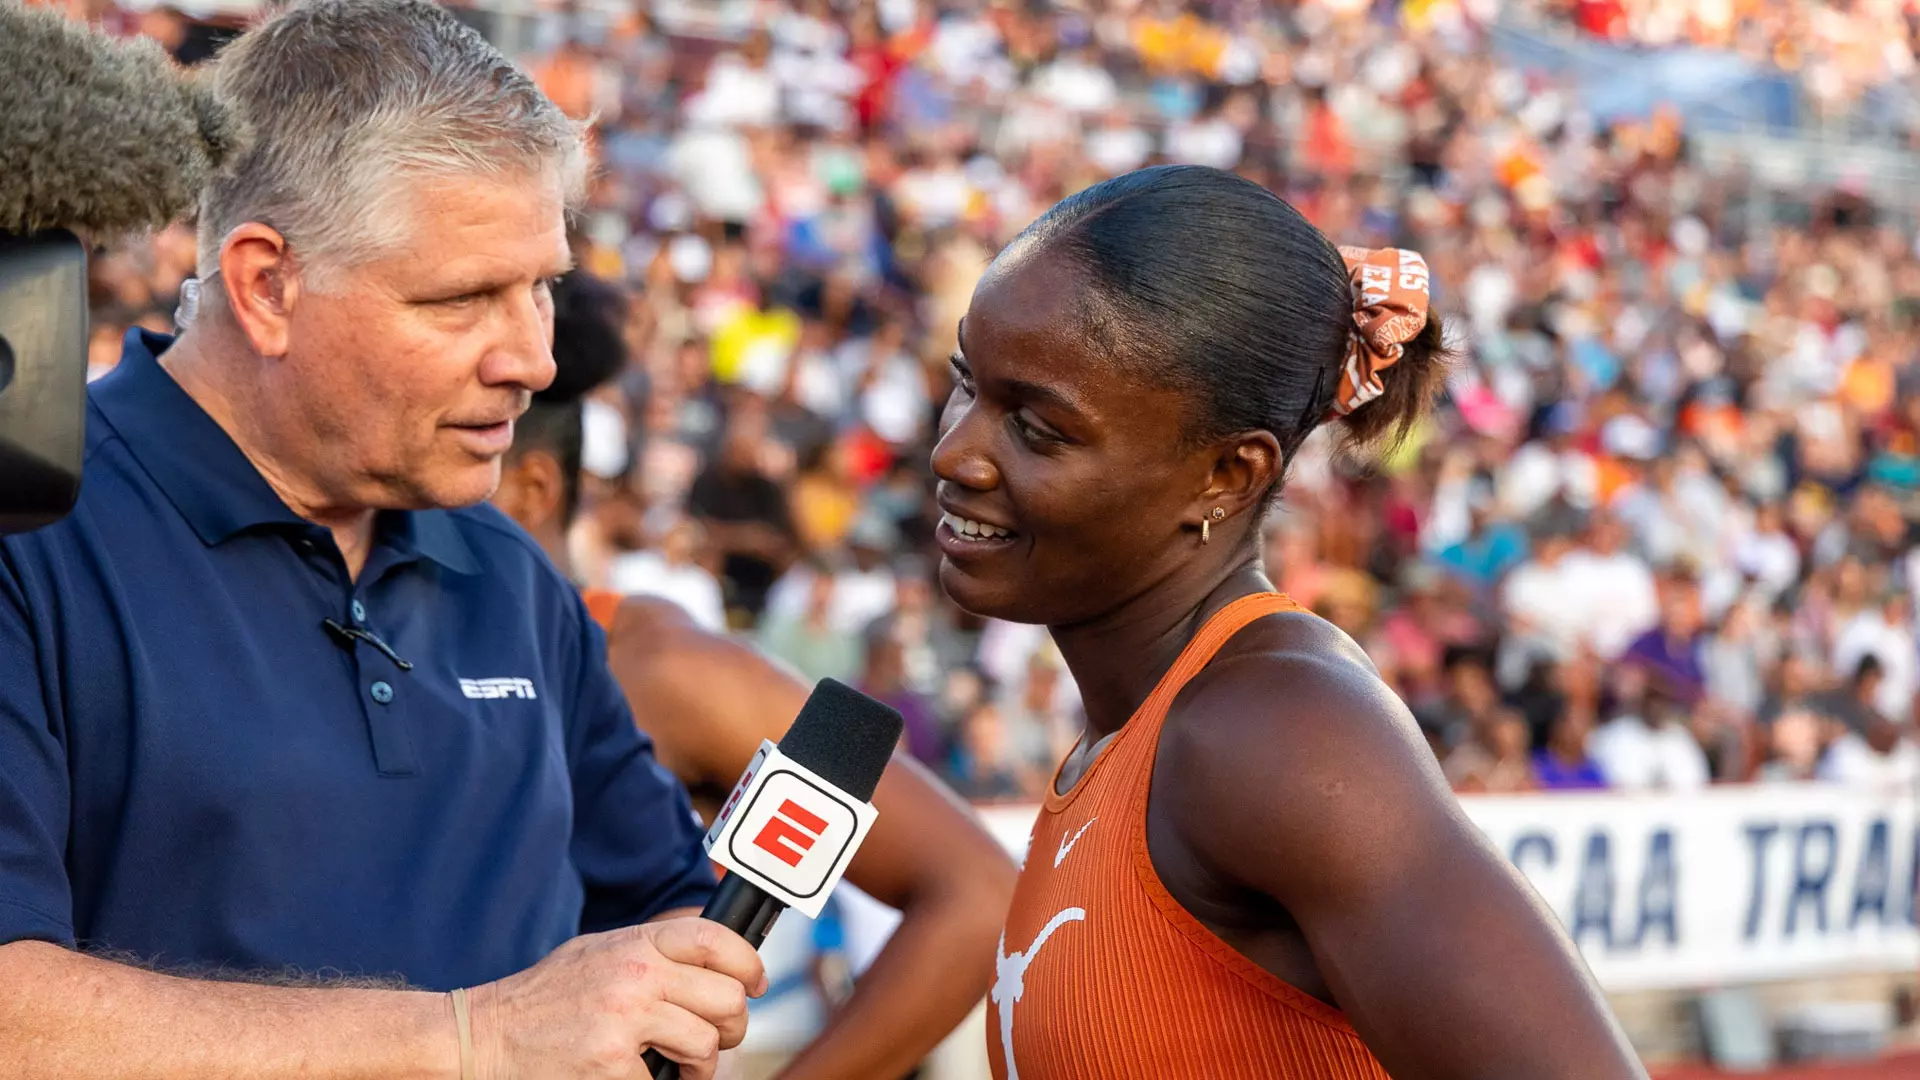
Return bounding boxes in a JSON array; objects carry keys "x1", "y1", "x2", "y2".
[{"x1": 991, "y1": 907, "x2": 1086, "y2": 1080}]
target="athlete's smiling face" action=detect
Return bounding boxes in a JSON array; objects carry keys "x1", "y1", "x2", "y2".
[{"x1": 930, "y1": 245, "x2": 1222, "y2": 628}]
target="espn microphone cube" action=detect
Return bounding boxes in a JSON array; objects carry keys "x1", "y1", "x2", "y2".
[
  {"x1": 705, "y1": 741, "x2": 878, "y2": 917},
  {"x1": 703, "y1": 679, "x2": 900, "y2": 918}
]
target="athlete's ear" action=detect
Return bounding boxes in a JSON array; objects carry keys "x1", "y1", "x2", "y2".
[
  {"x1": 495, "y1": 450, "x2": 564, "y2": 530},
  {"x1": 1194, "y1": 431, "x2": 1280, "y2": 533}
]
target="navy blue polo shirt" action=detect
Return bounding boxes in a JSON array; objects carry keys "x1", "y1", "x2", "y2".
[{"x1": 0, "y1": 330, "x2": 714, "y2": 990}]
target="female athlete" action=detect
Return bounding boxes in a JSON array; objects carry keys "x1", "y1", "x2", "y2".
[{"x1": 935, "y1": 165, "x2": 1645, "y2": 1080}]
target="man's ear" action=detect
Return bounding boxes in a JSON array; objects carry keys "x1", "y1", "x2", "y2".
[
  {"x1": 1192, "y1": 430, "x2": 1282, "y2": 534},
  {"x1": 216, "y1": 223, "x2": 302, "y2": 359}
]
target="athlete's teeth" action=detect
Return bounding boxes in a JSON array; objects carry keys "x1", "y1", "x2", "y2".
[{"x1": 944, "y1": 512, "x2": 1012, "y2": 540}]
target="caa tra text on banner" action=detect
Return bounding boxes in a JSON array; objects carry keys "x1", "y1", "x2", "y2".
[{"x1": 1461, "y1": 784, "x2": 1919, "y2": 991}]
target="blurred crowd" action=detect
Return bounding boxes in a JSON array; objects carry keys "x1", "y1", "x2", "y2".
[
  {"x1": 61, "y1": 0, "x2": 1920, "y2": 802},
  {"x1": 1547, "y1": 0, "x2": 1920, "y2": 117}
]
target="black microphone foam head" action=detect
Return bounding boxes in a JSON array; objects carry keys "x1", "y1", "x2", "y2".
[{"x1": 777, "y1": 678, "x2": 903, "y2": 803}]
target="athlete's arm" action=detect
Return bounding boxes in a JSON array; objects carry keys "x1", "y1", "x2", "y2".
[
  {"x1": 606, "y1": 597, "x2": 1016, "y2": 1080},
  {"x1": 1160, "y1": 621, "x2": 1645, "y2": 1080}
]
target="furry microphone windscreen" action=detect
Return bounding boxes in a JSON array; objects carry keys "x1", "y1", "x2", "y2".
[{"x1": 0, "y1": 0, "x2": 248, "y2": 237}]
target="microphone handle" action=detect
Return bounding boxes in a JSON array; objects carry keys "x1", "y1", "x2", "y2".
[{"x1": 644, "y1": 874, "x2": 787, "y2": 1080}]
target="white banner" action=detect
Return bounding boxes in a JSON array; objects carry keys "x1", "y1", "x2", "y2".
[{"x1": 973, "y1": 783, "x2": 1920, "y2": 992}]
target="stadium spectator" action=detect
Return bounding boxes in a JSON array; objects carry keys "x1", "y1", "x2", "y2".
[{"x1": 759, "y1": 561, "x2": 865, "y2": 685}]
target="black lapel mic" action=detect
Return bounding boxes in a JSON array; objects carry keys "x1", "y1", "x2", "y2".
[
  {"x1": 643, "y1": 678, "x2": 903, "y2": 1080},
  {"x1": 0, "y1": 1, "x2": 247, "y2": 535}
]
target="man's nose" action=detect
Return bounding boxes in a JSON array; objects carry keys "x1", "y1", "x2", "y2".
[{"x1": 484, "y1": 289, "x2": 557, "y2": 391}]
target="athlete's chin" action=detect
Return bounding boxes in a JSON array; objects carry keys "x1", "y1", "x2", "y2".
[{"x1": 938, "y1": 559, "x2": 1055, "y2": 626}]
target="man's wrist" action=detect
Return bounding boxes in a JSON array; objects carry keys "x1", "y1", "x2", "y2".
[
  {"x1": 398, "y1": 987, "x2": 466, "y2": 1080},
  {"x1": 465, "y1": 981, "x2": 506, "y2": 1080}
]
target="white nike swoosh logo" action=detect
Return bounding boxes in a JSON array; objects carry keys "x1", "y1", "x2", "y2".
[{"x1": 1054, "y1": 817, "x2": 1097, "y2": 868}]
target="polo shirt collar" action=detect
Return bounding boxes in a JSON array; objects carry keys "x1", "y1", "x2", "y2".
[
  {"x1": 93, "y1": 330, "x2": 478, "y2": 575},
  {"x1": 380, "y1": 506, "x2": 479, "y2": 576}
]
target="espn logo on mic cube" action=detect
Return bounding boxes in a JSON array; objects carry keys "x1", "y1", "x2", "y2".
[{"x1": 705, "y1": 741, "x2": 877, "y2": 918}]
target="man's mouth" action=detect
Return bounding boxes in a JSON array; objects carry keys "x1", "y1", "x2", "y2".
[{"x1": 446, "y1": 418, "x2": 516, "y2": 454}]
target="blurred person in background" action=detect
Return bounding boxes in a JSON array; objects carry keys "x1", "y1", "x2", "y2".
[
  {"x1": 1498, "y1": 507, "x2": 1586, "y2": 687},
  {"x1": 865, "y1": 559, "x2": 972, "y2": 697},
  {"x1": 857, "y1": 630, "x2": 946, "y2": 769},
  {"x1": 1566, "y1": 510, "x2": 1661, "y2": 662},
  {"x1": 1701, "y1": 593, "x2": 1773, "y2": 723},
  {"x1": 762, "y1": 512, "x2": 900, "y2": 636},
  {"x1": 1621, "y1": 570, "x2": 1710, "y2": 707},
  {"x1": 1831, "y1": 588, "x2": 1919, "y2": 723},
  {"x1": 1445, "y1": 711, "x2": 1540, "y2": 794},
  {"x1": 1533, "y1": 703, "x2": 1610, "y2": 791},
  {"x1": 1588, "y1": 666, "x2": 1712, "y2": 791},
  {"x1": 1419, "y1": 647, "x2": 1507, "y2": 761},
  {"x1": 607, "y1": 515, "x2": 729, "y2": 633},
  {"x1": 758, "y1": 561, "x2": 865, "y2": 686},
  {"x1": 689, "y1": 399, "x2": 801, "y2": 624},
  {"x1": 494, "y1": 272, "x2": 1016, "y2": 1080},
  {"x1": 1817, "y1": 686, "x2": 1920, "y2": 790},
  {"x1": 1759, "y1": 701, "x2": 1830, "y2": 784},
  {"x1": 947, "y1": 699, "x2": 1046, "y2": 802}
]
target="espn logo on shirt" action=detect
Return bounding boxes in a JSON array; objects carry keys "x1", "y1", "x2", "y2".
[
  {"x1": 460, "y1": 677, "x2": 537, "y2": 700},
  {"x1": 706, "y1": 740, "x2": 878, "y2": 918}
]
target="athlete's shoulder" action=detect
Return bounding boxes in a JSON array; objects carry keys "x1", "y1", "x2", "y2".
[
  {"x1": 607, "y1": 592, "x2": 706, "y2": 642},
  {"x1": 1157, "y1": 603, "x2": 1462, "y2": 901},
  {"x1": 1178, "y1": 604, "x2": 1397, "y2": 729}
]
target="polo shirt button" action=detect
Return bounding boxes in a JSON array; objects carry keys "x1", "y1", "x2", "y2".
[
  {"x1": 370, "y1": 680, "x2": 394, "y2": 704},
  {"x1": 350, "y1": 600, "x2": 367, "y2": 624}
]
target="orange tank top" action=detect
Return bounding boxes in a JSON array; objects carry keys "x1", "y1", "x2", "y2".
[
  {"x1": 989, "y1": 592, "x2": 1390, "y2": 1080},
  {"x1": 582, "y1": 587, "x2": 622, "y2": 632}
]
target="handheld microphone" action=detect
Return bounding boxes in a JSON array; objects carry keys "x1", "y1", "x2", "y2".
[
  {"x1": 0, "y1": 1, "x2": 248, "y2": 535},
  {"x1": 643, "y1": 678, "x2": 903, "y2": 1080}
]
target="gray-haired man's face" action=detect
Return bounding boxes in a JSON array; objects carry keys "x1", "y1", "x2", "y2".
[{"x1": 273, "y1": 171, "x2": 572, "y2": 513}]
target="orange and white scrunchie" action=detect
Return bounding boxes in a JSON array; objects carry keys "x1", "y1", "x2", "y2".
[{"x1": 1331, "y1": 245, "x2": 1432, "y2": 416}]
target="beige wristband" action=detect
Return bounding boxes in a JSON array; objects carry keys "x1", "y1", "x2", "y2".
[{"x1": 450, "y1": 987, "x2": 475, "y2": 1080}]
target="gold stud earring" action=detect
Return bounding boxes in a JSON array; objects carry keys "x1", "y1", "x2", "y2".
[{"x1": 1202, "y1": 506, "x2": 1225, "y2": 544}]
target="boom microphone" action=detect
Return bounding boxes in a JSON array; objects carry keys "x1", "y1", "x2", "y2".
[
  {"x1": 643, "y1": 678, "x2": 904, "y2": 1080},
  {"x1": 0, "y1": 0, "x2": 248, "y2": 534}
]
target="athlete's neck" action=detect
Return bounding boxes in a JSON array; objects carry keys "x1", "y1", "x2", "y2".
[{"x1": 1049, "y1": 561, "x2": 1273, "y2": 739}]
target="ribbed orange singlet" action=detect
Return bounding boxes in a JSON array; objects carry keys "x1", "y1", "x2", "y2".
[{"x1": 988, "y1": 592, "x2": 1391, "y2": 1080}]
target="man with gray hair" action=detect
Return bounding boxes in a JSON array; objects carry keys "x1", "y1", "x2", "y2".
[{"x1": 0, "y1": 2, "x2": 766, "y2": 1076}]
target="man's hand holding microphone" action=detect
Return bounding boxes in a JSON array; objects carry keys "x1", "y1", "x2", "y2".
[
  {"x1": 453, "y1": 676, "x2": 901, "y2": 1080},
  {"x1": 466, "y1": 917, "x2": 766, "y2": 1080}
]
